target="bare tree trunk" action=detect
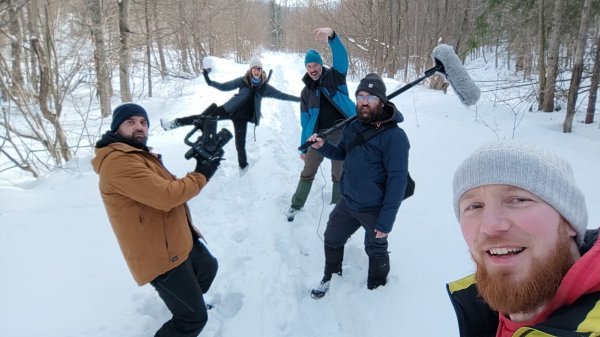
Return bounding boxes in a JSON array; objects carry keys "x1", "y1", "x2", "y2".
[
  {"x1": 455, "y1": 0, "x2": 471, "y2": 60},
  {"x1": 152, "y1": 0, "x2": 167, "y2": 77},
  {"x1": 88, "y1": 0, "x2": 112, "y2": 117},
  {"x1": 585, "y1": 30, "x2": 600, "y2": 124},
  {"x1": 430, "y1": 0, "x2": 450, "y2": 91},
  {"x1": 543, "y1": 0, "x2": 566, "y2": 112},
  {"x1": 403, "y1": 1, "x2": 410, "y2": 82},
  {"x1": 118, "y1": 0, "x2": 132, "y2": 102},
  {"x1": 144, "y1": 0, "x2": 152, "y2": 97},
  {"x1": 232, "y1": 2, "x2": 251, "y2": 62},
  {"x1": 208, "y1": 3, "x2": 216, "y2": 55},
  {"x1": 26, "y1": 0, "x2": 40, "y2": 92},
  {"x1": 537, "y1": 0, "x2": 546, "y2": 111},
  {"x1": 31, "y1": 37, "x2": 72, "y2": 162},
  {"x1": 9, "y1": 0, "x2": 25, "y2": 91},
  {"x1": 564, "y1": 0, "x2": 592, "y2": 132},
  {"x1": 177, "y1": 2, "x2": 190, "y2": 73},
  {"x1": 383, "y1": 0, "x2": 394, "y2": 75}
]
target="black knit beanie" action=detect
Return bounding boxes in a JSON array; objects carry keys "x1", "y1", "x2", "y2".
[
  {"x1": 110, "y1": 103, "x2": 149, "y2": 131},
  {"x1": 355, "y1": 73, "x2": 387, "y2": 103}
]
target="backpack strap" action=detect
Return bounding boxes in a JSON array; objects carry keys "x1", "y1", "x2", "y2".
[{"x1": 345, "y1": 122, "x2": 398, "y2": 153}]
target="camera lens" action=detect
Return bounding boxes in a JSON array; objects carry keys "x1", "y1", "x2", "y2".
[{"x1": 216, "y1": 128, "x2": 233, "y2": 147}]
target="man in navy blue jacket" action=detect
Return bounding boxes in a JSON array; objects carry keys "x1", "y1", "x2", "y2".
[
  {"x1": 286, "y1": 27, "x2": 356, "y2": 221},
  {"x1": 306, "y1": 73, "x2": 410, "y2": 299}
]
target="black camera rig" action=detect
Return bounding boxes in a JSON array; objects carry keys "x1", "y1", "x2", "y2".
[{"x1": 184, "y1": 115, "x2": 233, "y2": 162}]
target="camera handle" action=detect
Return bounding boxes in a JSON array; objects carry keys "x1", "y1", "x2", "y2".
[{"x1": 183, "y1": 125, "x2": 200, "y2": 147}]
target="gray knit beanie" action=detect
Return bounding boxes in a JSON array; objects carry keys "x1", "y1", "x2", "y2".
[
  {"x1": 453, "y1": 141, "x2": 588, "y2": 246},
  {"x1": 249, "y1": 57, "x2": 263, "y2": 69}
]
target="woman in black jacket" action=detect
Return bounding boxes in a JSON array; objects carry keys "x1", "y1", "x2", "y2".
[{"x1": 161, "y1": 57, "x2": 300, "y2": 172}]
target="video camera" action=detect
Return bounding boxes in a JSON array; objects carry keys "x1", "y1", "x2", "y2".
[{"x1": 184, "y1": 115, "x2": 233, "y2": 162}]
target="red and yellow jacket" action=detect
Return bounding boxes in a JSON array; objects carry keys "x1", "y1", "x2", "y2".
[{"x1": 447, "y1": 229, "x2": 600, "y2": 337}]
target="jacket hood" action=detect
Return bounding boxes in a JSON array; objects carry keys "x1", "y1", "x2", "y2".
[
  {"x1": 92, "y1": 131, "x2": 149, "y2": 174},
  {"x1": 360, "y1": 100, "x2": 404, "y2": 127},
  {"x1": 95, "y1": 130, "x2": 149, "y2": 151},
  {"x1": 495, "y1": 231, "x2": 600, "y2": 334},
  {"x1": 535, "y1": 229, "x2": 600, "y2": 318},
  {"x1": 382, "y1": 101, "x2": 404, "y2": 124}
]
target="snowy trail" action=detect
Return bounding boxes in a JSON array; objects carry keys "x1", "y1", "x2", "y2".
[
  {"x1": 3, "y1": 51, "x2": 599, "y2": 337},
  {"x1": 183, "y1": 55, "x2": 316, "y2": 336}
]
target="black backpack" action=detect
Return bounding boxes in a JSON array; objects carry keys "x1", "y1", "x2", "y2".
[{"x1": 344, "y1": 123, "x2": 415, "y2": 200}]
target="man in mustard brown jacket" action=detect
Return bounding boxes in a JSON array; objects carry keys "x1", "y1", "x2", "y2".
[{"x1": 92, "y1": 103, "x2": 220, "y2": 337}]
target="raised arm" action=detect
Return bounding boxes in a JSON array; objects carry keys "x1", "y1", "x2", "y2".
[
  {"x1": 313, "y1": 28, "x2": 349, "y2": 75},
  {"x1": 203, "y1": 69, "x2": 246, "y2": 92}
]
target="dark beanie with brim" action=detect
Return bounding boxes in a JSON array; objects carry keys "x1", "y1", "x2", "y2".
[
  {"x1": 111, "y1": 103, "x2": 149, "y2": 131},
  {"x1": 355, "y1": 73, "x2": 387, "y2": 103}
]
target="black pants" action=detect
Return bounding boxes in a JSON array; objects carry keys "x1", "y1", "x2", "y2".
[
  {"x1": 175, "y1": 104, "x2": 249, "y2": 169},
  {"x1": 323, "y1": 198, "x2": 390, "y2": 284},
  {"x1": 150, "y1": 240, "x2": 218, "y2": 337},
  {"x1": 217, "y1": 117, "x2": 249, "y2": 169}
]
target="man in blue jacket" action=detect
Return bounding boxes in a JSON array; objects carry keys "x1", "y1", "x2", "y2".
[
  {"x1": 286, "y1": 27, "x2": 356, "y2": 221},
  {"x1": 306, "y1": 73, "x2": 410, "y2": 299}
]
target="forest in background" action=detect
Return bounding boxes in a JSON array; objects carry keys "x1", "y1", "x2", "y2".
[{"x1": 1, "y1": 0, "x2": 599, "y2": 179}]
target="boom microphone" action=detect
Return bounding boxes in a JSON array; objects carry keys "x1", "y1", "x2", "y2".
[
  {"x1": 431, "y1": 44, "x2": 480, "y2": 106},
  {"x1": 297, "y1": 44, "x2": 481, "y2": 151}
]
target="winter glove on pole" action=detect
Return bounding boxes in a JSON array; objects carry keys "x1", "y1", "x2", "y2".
[
  {"x1": 195, "y1": 157, "x2": 221, "y2": 181},
  {"x1": 202, "y1": 69, "x2": 212, "y2": 86}
]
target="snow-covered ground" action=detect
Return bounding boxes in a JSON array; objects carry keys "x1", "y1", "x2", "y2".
[{"x1": 1, "y1": 51, "x2": 599, "y2": 337}]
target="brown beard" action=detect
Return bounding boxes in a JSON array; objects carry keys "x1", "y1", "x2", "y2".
[
  {"x1": 357, "y1": 104, "x2": 383, "y2": 123},
  {"x1": 474, "y1": 224, "x2": 576, "y2": 315}
]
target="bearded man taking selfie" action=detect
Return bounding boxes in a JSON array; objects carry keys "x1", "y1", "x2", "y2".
[{"x1": 448, "y1": 141, "x2": 600, "y2": 337}]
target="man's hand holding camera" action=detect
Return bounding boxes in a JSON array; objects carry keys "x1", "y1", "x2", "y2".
[
  {"x1": 184, "y1": 114, "x2": 232, "y2": 181},
  {"x1": 194, "y1": 156, "x2": 222, "y2": 181}
]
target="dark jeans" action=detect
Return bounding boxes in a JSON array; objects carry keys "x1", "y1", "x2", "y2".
[
  {"x1": 175, "y1": 105, "x2": 249, "y2": 168},
  {"x1": 323, "y1": 199, "x2": 390, "y2": 282},
  {"x1": 150, "y1": 240, "x2": 218, "y2": 337}
]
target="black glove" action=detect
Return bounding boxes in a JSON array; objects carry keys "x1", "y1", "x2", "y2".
[
  {"x1": 195, "y1": 157, "x2": 221, "y2": 180},
  {"x1": 202, "y1": 68, "x2": 212, "y2": 85}
]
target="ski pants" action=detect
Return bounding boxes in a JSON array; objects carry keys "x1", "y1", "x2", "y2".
[
  {"x1": 150, "y1": 240, "x2": 218, "y2": 337},
  {"x1": 323, "y1": 198, "x2": 390, "y2": 283}
]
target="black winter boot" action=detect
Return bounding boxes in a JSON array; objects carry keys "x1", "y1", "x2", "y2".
[
  {"x1": 168, "y1": 103, "x2": 220, "y2": 128},
  {"x1": 367, "y1": 254, "x2": 390, "y2": 290},
  {"x1": 310, "y1": 245, "x2": 344, "y2": 299},
  {"x1": 324, "y1": 245, "x2": 344, "y2": 276},
  {"x1": 310, "y1": 270, "x2": 342, "y2": 299}
]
